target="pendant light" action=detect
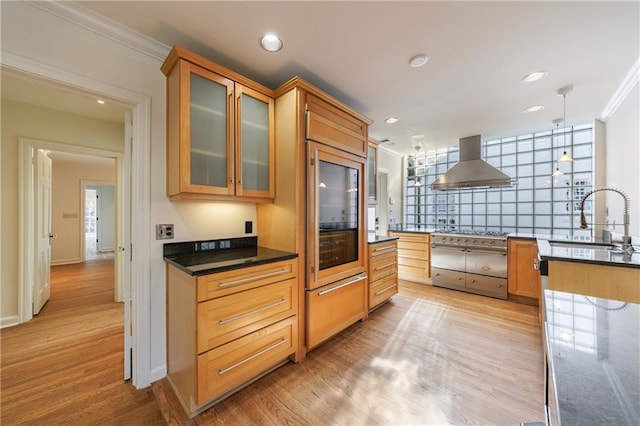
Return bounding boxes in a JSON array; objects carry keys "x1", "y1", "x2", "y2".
[
  {"x1": 551, "y1": 118, "x2": 564, "y2": 176},
  {"x1": 557, "y1": 85, "x2": 574, "y2": 162}
]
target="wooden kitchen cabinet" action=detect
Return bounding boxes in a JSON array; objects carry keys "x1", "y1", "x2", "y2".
[
  {"x1": 507, "y1": 238, "x2": 540, "y2": 302},
  {"x1": 306, "y1": 273, "x2": 367, "y2": 349},
  {"x1": 161, "y1": 46, "x2": 275, "y2": 202},
  {"x1": 368, "y1": 239, "x2": 398, "y2": 310},
  {"x1": 166, "y1": 258, "x2": 298, "y2": 417},
  {"x1": 389, "y1": 232, "x2": 431, "y2": 284},
  {"x1": 257, "y1": 77, "x2": 372, "y2": 358}
]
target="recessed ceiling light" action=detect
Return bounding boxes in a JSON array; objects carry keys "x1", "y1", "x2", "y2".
[
  {"x1": 260, "y1": 33, "x2": 283, "y2": 52},
  {"x1": 521, "y1": 71, "x2": 547, "y2": 83},
  {"x1": 97, "y1": 99, "x2": 105, "y2": 104},
  {"x1": 411, "y1": 133, "x2": 425, "y2": 140},
  {"x1": 384, "y1": 116, "x2": 399, "y2": 124},
  {"x1": 409, "y1": 54, "x2": 429, "y2": 68},
  {"x1": 524, "y1": 105, "x2": 545, "y2": 113}
]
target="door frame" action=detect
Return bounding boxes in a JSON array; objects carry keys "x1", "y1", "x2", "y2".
[{"x1": 6, "y1": 56, "x2": 153, "y2": 388}]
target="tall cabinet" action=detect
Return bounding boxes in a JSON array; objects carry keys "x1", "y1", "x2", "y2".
[
  {"x1": 257, "y1": 78, "x2": 372, "y2": 357},
  {"x1": 161, "y1": 46, "x2": 275, "y2": 201}
]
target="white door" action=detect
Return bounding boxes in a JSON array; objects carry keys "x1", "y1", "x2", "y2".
[
  {"x1": 96, "y1": 185, "x2": 115, "y2": 252},
  {"x1": 34, "y1": 149, "x2": 52, "y2": 315}
]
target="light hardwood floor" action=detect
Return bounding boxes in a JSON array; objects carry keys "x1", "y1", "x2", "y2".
[
  {"x1": 2, "y1": 263, "x2": 544, "y2": 425},
  {"x1": 0, "y1": 259, "x2": 163, "y2": 424}
]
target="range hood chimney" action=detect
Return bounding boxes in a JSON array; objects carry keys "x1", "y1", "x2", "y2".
[{"x1": 430, "y1": 135, "x2": 514, "y2": 191}]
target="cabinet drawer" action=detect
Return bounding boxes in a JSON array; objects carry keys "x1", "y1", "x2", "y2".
[
  {"x1": 306, "y1": 94, "x2": 368, "y2": 156},
  {"x1": 368, "y1": 241, "x2": 397, "y2": 257},
  {"x1": 369, "y1": 252, "x2": 397, "y2": 282},
  {"x1": 431, "y1": 267, "x2": 465, "y2": 287},
  {"x1": 197, "y1": 278, "x2": 297, "y2": 353},
  {"x1": 197, "y1": 317, "x2": 296, "y2": 405},
  {"x1": 390, "y1": 232, "x2": 430, "y2": 243},
  {"x1": 398, "y1": 256, "x2": 429, "y2": 270},
  {"x1": 369, "y1": 273, "x2": 398, "y2": 308},
  {"x1": 466, "y1": 273, "x2": 507, "y2": 294},
  {"x1": 397, "y1": 240, "x2": 429, "y2": 254},
  {"x1": 197, "y1": 259, "x2": 296, "y2": 301},
  {"x1": 306, "y1": 274, "x2": 366, "y2": 349}
]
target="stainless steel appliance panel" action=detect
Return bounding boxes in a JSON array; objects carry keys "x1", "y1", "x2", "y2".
[
  {"x1": 431, "y1": 267, "x2": 466, "y2": 288},
  {"x1": 465, "y1": 272, "x2": 507, "y2": 296},
  {"x1": 430, "y1": 246, "x2": 466, "y2": 272},
  {"x1": 466, "y1": 249, "x2": 508, "y2": 278}
]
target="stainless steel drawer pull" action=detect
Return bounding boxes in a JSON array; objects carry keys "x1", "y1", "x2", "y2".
[
  {"x1": 218, "y1": 268, "x2": 289, "y2": 288},
  {"x1": 318, "y1": 275, "x2": 367, "y2": 296},
  {"x1": 218, "y1": 299, "x2": 287, "y2": 325},
  {"x1": 374, "y1": 284, "x2": 396, "y2": 296},
  {"x1": 218, "y1": 338, "x2": 289, "y2": 375},
  {"x1": 374, "y1": 262, "x2": 396, "y2": 271},
  {"x1": 374, "y1": 246, "x2": 396, "y2": 253}
]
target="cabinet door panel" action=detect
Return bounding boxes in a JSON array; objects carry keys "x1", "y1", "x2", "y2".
[
  {"x1": 183, "y1": 62, "x2": 234, "y2": 195},
  {"x1": 236, "y1": 85, "x2": 274, "y2": 198},
  {"x1": 197, "y1": 278, "x2": 297, "y2": 353},
  {"x1": 306, "y1": 274, "x2": 366, "y2": 349}
]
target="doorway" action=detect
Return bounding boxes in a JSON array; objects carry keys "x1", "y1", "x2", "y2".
[{"x1": 84, "y1": 182, "x2": 116, "y2": 261}]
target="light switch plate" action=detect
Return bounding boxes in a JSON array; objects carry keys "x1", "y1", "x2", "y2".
[{"x1": 156, "y1": 224, "x2": 174, "y2": 240}]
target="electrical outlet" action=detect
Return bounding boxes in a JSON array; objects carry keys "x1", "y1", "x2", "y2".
[{"x1": 156, "y1": 224, "x2": 174, "y2": 240}]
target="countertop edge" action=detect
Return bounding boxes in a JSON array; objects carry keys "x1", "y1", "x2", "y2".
[{"x1": 164, "y1": 251, "x2": 298, "y2": 276}]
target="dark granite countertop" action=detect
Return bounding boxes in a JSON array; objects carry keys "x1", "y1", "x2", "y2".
[
  {"x1": 544, "y1": 288, "x2": 640, "y2": 425},
  {"x1": 163, "y1": 237, "x2": 297, "y2": 276},
  {"x1": 537, "y1": 238, "x2": 640, "y2": 269},
  {"x1": 367, "y1": 234, "x2": 399, "y2": 244}
]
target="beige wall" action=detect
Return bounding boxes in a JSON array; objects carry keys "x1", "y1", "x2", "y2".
[
  {"x1": 51, "y1": 157, "x2": 116, "y2": 264},
  {"x1": 1, "y1": 100, "x2": 124, "y2": 324},
  {"x1": 605, "y1": 82, "x2": 639, "y2": 236}
]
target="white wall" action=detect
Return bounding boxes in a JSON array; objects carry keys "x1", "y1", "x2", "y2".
[
  {"x1": 1, "y1": 2, "x2": 257, "y2": 383},
  {"x1": 605, "y1": 82, "x2": 639, "y2": 236},
  {"x1": 51, "y1": 157, "x2": 117, "y2": 264}
]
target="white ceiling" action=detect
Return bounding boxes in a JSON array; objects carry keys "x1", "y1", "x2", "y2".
[{"x1": 5, "y1": 2, "x2": 639, "y2": 156}]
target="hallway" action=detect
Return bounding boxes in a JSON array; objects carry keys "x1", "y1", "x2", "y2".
[{"x1": 0, "y1": 259, "x2": 163, "y2": 424}]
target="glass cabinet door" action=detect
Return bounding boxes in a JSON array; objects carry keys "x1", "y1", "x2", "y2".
[
  {"x1": 186, "y1": 63, "x2": 234, "y2": 194},
  {"x1": 308, "y1": 141, "x2": 366, "y2": 290},
  {"x1": 368, "y1": 142, "x2": 377, "y2": 203},
  {"x1": 236, "y1": 85, "x2": 274, "y2": 198}
]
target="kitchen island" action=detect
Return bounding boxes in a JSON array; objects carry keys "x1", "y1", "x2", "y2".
[{"x1": 538, "y1": 239, "x2": 639, "y2": 425}]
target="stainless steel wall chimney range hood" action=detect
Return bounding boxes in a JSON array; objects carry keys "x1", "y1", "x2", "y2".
[{"x1": 430, "y1": 135, "x2": 514, "y2": 191}]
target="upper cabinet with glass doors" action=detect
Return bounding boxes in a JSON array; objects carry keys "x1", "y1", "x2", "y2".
[{"x1": 161, "y1": 46, "x2": 275, "y2": 202}]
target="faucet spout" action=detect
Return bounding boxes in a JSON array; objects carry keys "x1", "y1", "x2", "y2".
[{"x1": 579, "y1": 187, "x2": 633, "y2": 253}]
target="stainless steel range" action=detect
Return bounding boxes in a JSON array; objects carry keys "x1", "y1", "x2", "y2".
[{"x1": 430, "y1": 230, "x2": 509, "y2": 300}]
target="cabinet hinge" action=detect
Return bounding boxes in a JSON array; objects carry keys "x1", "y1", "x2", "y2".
[{"x1": 310, "y1": 157, "x2": 315, "y2": 166}]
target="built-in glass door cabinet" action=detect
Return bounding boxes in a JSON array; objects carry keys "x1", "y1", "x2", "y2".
[
  {"x1": 161, "y1": 46, "x2": 275, "y2": 201},
  {"x1": 368, "y1": 138, "x2": 379, "y2": 205}
]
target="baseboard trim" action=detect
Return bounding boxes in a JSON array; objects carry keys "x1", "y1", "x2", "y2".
[
  {"x1": 1, "y1": 316, "x2": 19, "y2": 328},
  {"x1": 150, "y1": 365, "x2": 167, "y2": 384}
]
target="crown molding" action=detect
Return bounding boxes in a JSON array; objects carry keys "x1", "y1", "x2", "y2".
[
  {"x1": 600, "y1": 57, "x2": 640, "y2": 122},
  {"x1": 379, "y1": 143, "x2": 403, "y2": 158},
  {"x1": 26, "y1": 1, "x2": 170, "y2": 62}
]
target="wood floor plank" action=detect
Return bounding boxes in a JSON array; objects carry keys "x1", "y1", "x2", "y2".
[
  {"x1": 1, "y1": 258, "x2": 164, "y2": 425},
  {"x1": 3, "y1": 262, "x2": 544, "y2": 425}
]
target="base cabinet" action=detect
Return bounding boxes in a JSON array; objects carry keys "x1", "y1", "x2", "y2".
[
  {"x1": 166, "y1": 258, "x2": 299, "y2": 417},
  {"x1": 507, "y1": 238, "x2": 540, "y2": 301},
  {"x1": 306, "y1": 274, "x2": 367, "y2": 350},
  {"x1": 368, "y1": 240, "x2": 398, "y2": 310},
  {"x1": 389, "y1": 232, "x2": 431, "y2": 284}
]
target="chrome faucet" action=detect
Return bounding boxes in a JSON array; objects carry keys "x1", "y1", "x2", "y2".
[{"x1": 579, "y1": 187, "x2": 634, "y2": 253}]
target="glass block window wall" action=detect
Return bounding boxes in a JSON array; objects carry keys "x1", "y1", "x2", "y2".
[{"x1": 404, "y1": 124, "x2": 594, "y2": 236}]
